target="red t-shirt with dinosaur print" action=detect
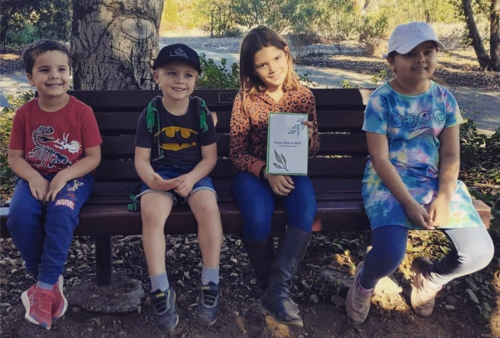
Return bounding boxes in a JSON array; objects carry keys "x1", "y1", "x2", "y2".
[{"x1": 9, "y1": 96, "x2": 102, "y2": 175}]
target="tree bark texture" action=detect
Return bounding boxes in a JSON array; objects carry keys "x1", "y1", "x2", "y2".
[
  {"x1": 491, "y1": 0, "x2": 500, "y2": 70},
  {"x1": 461, "y1": 0, "x2": 491, "y2": 70},
  {"x1": 70, "y1": 0, "x2": 163, "y2": 90}
]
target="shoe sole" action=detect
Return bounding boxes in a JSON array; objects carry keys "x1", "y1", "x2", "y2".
[
  {"x1": 21, "y1": 290, "x2": 51, "y2": 330},
  {"x1": 259, "y1": 304, "x2": 304, "y2": 328},
  {"x1": 195, "y1": 311, "x2": 218, "y2": 326},
  {"x1": 346, "y1": 261, "x2": 369, "y2": 324},
  {"x1": 411, "y1": 257, "x2": 433, "y2": 317},
  {"x1": 53, "y1": 275, "x2": 68, "y2": 320},
  {"x1": 155, "y1": 291, "x2": 179, "y2": 332}
]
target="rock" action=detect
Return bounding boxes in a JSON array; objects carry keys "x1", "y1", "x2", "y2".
[
  {"x1": 331, "y1": 295, "x2": 346, "y2": 307},
  {"x1": 177, "y1": 294, "x2": 187, "y2": 304},
  {"x1": 317, "y1": 266, "x2": 353, "y2": 293},
  {"x1": 240, "y1": 265, "x2": 251, "y2": 274},
  {"x1": 446, "y1": 295, "x2": 458, "y2": 305},
  {"x1": 308, "y1": 294, "x2": 319, "y2": 304},
  {"x1": 72, "y1": 306, "x2": 81, "y2": 313},
  {"x1": 445, "y1": 305, "x2": 456, "y2": 310},
  {"x1": 373, "y1": 276, "x2": 402, "y2": 296},
  {"x1": 67, "y1": 275, "x2": 145, "y2": 313}
]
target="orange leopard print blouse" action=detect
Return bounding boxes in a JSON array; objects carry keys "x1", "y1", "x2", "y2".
[{"x1": 229, "y1": 86, "x2": 320, "y2": 176}]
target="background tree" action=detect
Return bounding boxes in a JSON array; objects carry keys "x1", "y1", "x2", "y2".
[
  {"x1": 70, "y1": 0, "x2": 164, "y2": 90},
  {"x1": 0, "y1": 0, "x2": 71, "y2": 50},
  {"x1": 460, "y1": 0, "x2": 499, "y2": 71}
]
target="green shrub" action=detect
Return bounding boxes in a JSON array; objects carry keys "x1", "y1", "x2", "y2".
[
  {"x1": 1, "y1": 91, "x2": 35, "y2": 202},
  {"x1": 196, "y1": 54, "x2": 239, "y2": 89},
  {"x1": 459, "y1": 119, "x2": 500, "y2": 230}
]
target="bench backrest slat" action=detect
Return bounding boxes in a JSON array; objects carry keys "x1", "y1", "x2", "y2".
[{"x1": 68, "y1": 89, "x2": 372, "y2": 182}]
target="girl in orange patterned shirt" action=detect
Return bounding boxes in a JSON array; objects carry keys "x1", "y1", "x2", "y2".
[{"x1": 229, "y1": 25, "x2": 320, "y2": 328}]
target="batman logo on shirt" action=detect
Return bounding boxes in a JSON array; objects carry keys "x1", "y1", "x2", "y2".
[{"x1": 154, "y1": 126, "x2": 199, "y2": 151}]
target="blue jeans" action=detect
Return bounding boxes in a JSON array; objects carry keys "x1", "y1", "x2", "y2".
[
  {"x1": 359, "y1": 225, "x2": 494, "y2": 289},
  {"x1": 6, "y1": 173, "x2": 94, "y2": 285},
  {"x1": 233, "y1": 172, "x2": 317, "y2": 241}
]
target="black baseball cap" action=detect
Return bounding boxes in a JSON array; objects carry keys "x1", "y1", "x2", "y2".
[{"x1": 153, "y1": 43, "x2": 202, "y2": 74}]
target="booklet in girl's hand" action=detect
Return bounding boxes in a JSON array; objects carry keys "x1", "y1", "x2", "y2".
[{"x1": 266, "y1": 113, "x2": 309, "y2": 176}]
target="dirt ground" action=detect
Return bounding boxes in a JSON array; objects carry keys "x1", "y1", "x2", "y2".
[{"x1": 1, "y1": 45, "x2": 499, "y2": 338}]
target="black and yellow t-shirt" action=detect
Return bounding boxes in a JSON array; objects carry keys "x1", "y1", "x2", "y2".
[{"x1": 135, "y1": 96, "x2": 217, "y2": 167}]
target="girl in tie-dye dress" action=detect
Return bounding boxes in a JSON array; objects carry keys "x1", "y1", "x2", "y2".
[{"x1": 345, "y1": 22, "x2": 494, "y2": 324}]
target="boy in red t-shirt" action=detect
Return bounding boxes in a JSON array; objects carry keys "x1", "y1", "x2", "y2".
[{"x1": 7, "y1": 40, "x2": 102, "y2": 330}]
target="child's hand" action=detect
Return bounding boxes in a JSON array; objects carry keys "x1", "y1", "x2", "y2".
[
  {"x1": 427, "y1": 196, "x2": 451, "y2": 228},
  {"x1": 28, "y1": 175, "x2": 49, "y2": 201},
  {"x1": 174, "y1": 174, "x2": 195, "y2": 198},
  {"x1": 266, "y1": 174, "x2": 294, "y2": 196},
  {"x1": 404, "y1": 200, "x2": 434, "y2": 229},
  {"x1": 46, "y1": 174, "x2": 68, "y2": 202},
  {"x1": 302, "y1": 121, "x2": 314, "y2": 140},
  {"x1": 150, "y1": 173, "x2": 182, "y2": 191}
]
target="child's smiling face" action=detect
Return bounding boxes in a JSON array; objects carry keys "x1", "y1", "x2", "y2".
[
  {"x1": 27, "y1": 50, "x2": 71, "y2": 100},
  {"x1": 253, "y1": 46, "x2": 289, "y2": 92},
  {"x1": 389, "y1": 41, "x2": 438, "y2": 87}
]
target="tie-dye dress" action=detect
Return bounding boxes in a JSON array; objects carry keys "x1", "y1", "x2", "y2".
[{"x1": 361, "y1": 81, "x2": 483, "y2": 230}]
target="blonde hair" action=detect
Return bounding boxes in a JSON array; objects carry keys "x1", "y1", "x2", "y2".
[{"x1": 239, "y1": 26, "x2": 300, "y2": 110}]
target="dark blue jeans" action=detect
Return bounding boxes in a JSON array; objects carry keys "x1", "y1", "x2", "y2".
[
  {"x1": 6, "y1": 173, "x2": 94, "y2": 285},
  {"x1": 233, "y1": 172, "x2": 317, "y2": 241}
]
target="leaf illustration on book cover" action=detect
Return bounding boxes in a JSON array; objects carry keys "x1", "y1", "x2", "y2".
[
  {"x1": 274, "y1": 149, "x2": 282, "y2": 163},
  {"x1": 273, "y1": 150, "x2": 288, "y2": 172},
  {"x1": 288, "y1": 124, "x2": 300, "y2": 135},
  {"x1": 297, "y1": 117, "x2": 307, "y2": 132}
]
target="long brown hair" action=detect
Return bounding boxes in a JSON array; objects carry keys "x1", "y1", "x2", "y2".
[{"x1": 239, "y1": 26, "x2": 300, "y2": 110}]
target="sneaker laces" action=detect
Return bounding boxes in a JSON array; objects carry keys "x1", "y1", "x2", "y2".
[
  {"x1": 201, "y1": 284, "x2": 219, "y2": 307},
  {"x1": 152, "y1": 290, "x2": 169, "y2": 314}
]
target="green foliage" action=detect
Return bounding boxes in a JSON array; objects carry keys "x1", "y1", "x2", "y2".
[
  {"x1": 160, "y1": 0, "x2": 200, "y2": 32},
  {"x1": 317, "y1": 0, "x2": 359, "y2": 47},
  {"x1": 196, "y1": 0, "x2": 238, "y2": 37},
  {"x1": 459, "y1": 119, "x2": 500, "y2": 224},
  {"x1": 2, "y1": 0, "x2": 71, "y2": 48},
  {"x1": 196, "y1": 54, "x2": 239, "y2": 89},
  {"x1": 0, "y1": 91, "x2": 35, "y2": 202}
]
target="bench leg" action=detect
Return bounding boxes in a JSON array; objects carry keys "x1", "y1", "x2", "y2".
[
  {"x1": 95, "y1": 235, "x2": 113, "y2": 286},
  {"x1": 363, "y1": 231, "x2": 373, "y2": 258}
]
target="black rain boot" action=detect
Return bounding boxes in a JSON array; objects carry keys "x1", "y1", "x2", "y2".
[
  {"x1": 243, "y1": 235, "x2": 275, "y2": 291},
  {"x1": 260, "y1": 227, "x2": 311, "y2": 327}
]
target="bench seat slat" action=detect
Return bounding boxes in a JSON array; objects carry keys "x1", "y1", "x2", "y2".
[{"x1": 0, "y1": 201, "x2": 370, "y2": 238}]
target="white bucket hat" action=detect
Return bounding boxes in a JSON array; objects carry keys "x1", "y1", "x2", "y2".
[{"x1": 383, "y1": 22, "x2": 446, "y2": 58}]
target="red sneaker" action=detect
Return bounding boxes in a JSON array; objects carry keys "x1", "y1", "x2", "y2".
[
  {"x1": 21, "y1": 285, "x2": 54, "y2": 330},
  {"x1": 52, "y1": 275, "x2": 68, "y2": 319}
]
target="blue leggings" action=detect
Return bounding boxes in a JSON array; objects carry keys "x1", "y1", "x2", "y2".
[
  {"x1": 232, "y1": 172, "x2": 317, "y2": 240},
  {"x1": 359, "y1": 225, "x2": 494, "y2": 289}
]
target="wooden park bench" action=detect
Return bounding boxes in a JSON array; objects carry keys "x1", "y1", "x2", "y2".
[{"x1": 0, "y1": 89, "x2": 491, "y2": 287}]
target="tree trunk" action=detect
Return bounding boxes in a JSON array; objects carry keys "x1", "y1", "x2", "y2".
[
  {"x1": 0, "y1": 0, "x2": 20, "y2": 50},
  {"x1": 461, "y1": 0, "x2": 491, "y2": 70},
  {"x1": 70, "y1": 0, "x2": 163, "y2": 90},
  {"x1": 491, "y1": 0, "x2": 500, "y2": 70}
]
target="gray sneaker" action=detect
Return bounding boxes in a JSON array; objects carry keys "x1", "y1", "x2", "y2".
[
  {"x1": 195, "y1": 282, "x2": 220, "y2": 325},
  {"x1": 346, "y1": 262, "x2": 373, "y2": 324},
  {"x1": 411, "y1": 256, "x2": 441, "y2": 317},
  {"x1": 151, "y1": 286, "x2": 179, "y2": 332}
]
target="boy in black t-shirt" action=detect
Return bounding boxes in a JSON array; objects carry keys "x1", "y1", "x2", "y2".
[{"x1": 134, "y1": 44, "x2": 222, "y2": 330}]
